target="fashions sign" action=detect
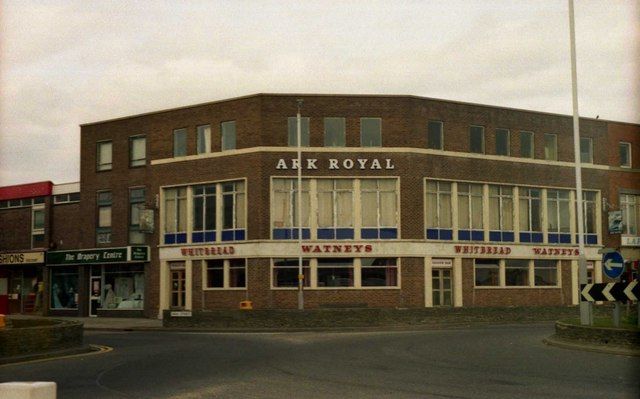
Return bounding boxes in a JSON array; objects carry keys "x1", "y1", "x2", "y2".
[{"x1": 276, "y1": 158, "x2": 395, "y2": 170}]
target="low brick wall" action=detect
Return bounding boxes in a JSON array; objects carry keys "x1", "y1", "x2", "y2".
[
  {"x1": 554, "y1": 321, "x2": 640, "y2": 348},
  {"x1": 163, "y1": 306, "x2": 608, "y2": 329},
  {"x1": 0, "y1": 318, "x2": 84, "y2": 358}
]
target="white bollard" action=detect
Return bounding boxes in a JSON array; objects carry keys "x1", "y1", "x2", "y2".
[{"x1": 0, "y1": 382, "x2": 56, "y2": 399}]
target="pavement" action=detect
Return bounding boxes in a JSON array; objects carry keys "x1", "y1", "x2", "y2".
[{"x1": 7, "y1": 314, "x2": 163, "y2": 331}]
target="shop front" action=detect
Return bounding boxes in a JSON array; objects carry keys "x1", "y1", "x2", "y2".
[
  {"x1": 0, "y1": 251, "x2": 46, "y2": 314},
  {"x1": 46, "y1": 246, "x2": 149, "y2": 317}
]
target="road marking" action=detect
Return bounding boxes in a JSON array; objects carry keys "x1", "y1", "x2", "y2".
[{"x1": 0, "y1": 345, "x2": 113, "y2": 368}]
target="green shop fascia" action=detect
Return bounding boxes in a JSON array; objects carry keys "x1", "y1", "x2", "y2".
[{"x1": 46, "y1": 246, "x2": 150, "y2": 316}]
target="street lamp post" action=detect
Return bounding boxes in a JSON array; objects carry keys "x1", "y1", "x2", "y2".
[
  {"x1": 568, "y1": 0, "x2": 593, "y2": 325},
  {"x1": 296, "y1": 99, "x2": 304, "y2": 310}
]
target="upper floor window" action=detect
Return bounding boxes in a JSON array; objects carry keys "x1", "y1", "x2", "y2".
[
  {"x1": 324, "y1": 117, "x2": 346, "y2": 147},
  {"x1": 31, "y1": 206, "x2": 45, "y2": 249},
  {"x1": 580, "y1": 137, "x2": 593, "y2": 163},
  {"x1": 222, "y1": 181, "x2": 246, "y2": 232},
  {"x1": 469, "y1": 126, "x2": 484, "y2": 154},
  {"x1": 619, "y1": 142, "x2": 631, "y2": 168},
  {"x1": 520, "y1": 131, "x2": 534, "y2": 158},
  {"x1": 318, "y1": 179, "x2": 353, "y2": 229},
  {"x1": 287, "y1": 117, "x2": 310, "y2": 147},
  {"x1": 272, "y1": 179, "x2": 310, "y2": 229},
  {"x1": 425, "y1": 180, "x2": 452, "y2": 240},
  {"x1": 54, "y1": 192, "x2": 80, "y2": 204},
  {"x1": 221, "y1": 121, "x2": 236, "y2": 151},
  {"x1": 547, "y1": 190, "x2": 571, "y2": 234},
  {"x1": 361, "y1": 179, "x2": 397, "y2": 229},
  {"x1": 620, "y1": 193, "x2": 638, "y2": 235},
  {"x1": 544, "y1": 134, "x2": 557, "y2": 161},
  {"x1": 197, "y1": 125, "x2": 211, "y2": 154},
  {"x1": 519, "y1": 188, "x2": 541, "y2": 233},
  {"x1": 97, "y1": 141, "x2": 112, "y2": 171},
  {"x1": 495, "y1": 129, "x2": 510, "y2": 156},
  {"x1": 164, "y1": 187, "x2": 187, "y2": 240},
  {"x1": 173, "y1": 128, "x2": 187, "y2": 157},
  {"x1": 427, "y1": 121, "x2": 443, "y2": 150},
  {"x1": 360, "y1": 118, "x2": 381, "y2": 147},
  {"x1": 580, "y1": 191, "x2": 597, "y2": 237},
  {"x1": 97, "y1": 191, "x2": 112, "y2": 244},
  {"x1": 489, "y1": 185, "x2": 513, "y2": 232},
  {"x1": 129, "y1": 187, "x2": 146, "y2": 244},
  {"x1": 129, "y1": 135, "x2": 146, "y2": 167},
  {"x1": 457, "y1": 183, "x2": 483, "y2": 231}
]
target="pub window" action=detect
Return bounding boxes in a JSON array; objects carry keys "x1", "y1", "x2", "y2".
[
  {"x1": 272, "y1": 258, "x2": 310, "y2": 288},
  {"x1": 361, "y1": 258, "x2": 398, "y2": 287},
  {"x1": 505, "y1": 259, "x2": 529, "y2": 286},
  {"x1": 205, "y1": 259, "x2": 246, "y2": 289},
  {"x1": 425, "y1": 180, "x2": 452, "y2": 240},
  {"x1": 578, "y1": 191, "x2": 598, "y2": 244},
  {"x1": 97, "y1": 141, "x2": 113, "y2": 171},
  {"x1": 221, "y1": 181, "x2": 246, "y2": 241},
  {"x1": 489, "y1": 185, "x2": 514, "y2": 242},
  {"x1": 360, "y1": 118, "x2": 381, "y2": 147},
  {"x1": 317, "y1": 258, "x2": 354, "y2": 287},
  {"x1": 129, "y1": 135, "x2": 146, "y2": 167},
  {"x1": 547, "y1": 190, "x2": 571, "y2": 244},
  {"x1": 287, "y1": 117, "x2": 310, "y2": 147},
  {"x1": 173, "y1": 128, "x2": 187, "y2": 157},
  {"x1": 534, "y1": 260, "x2": 558, "y2": 286},
  {"x1": 474, "y1": 259, "x2": 500, "y2": 287},
  {"x1": 197, "y1": 125, "x2": 211, "y2": 154},
  {"x1": 520, "y1": 131, "x2": 534, "y2": 158},
  {"x1": 164, "y1": 187, "x2": 187, "y2": 244},
  {"x1": 427, "y1": 121, "x2": 443, "y2": 150},
  {"x1": 129, "y1": 187, "x2": 146, "y2": 244},
  {"x1": 360, "y1": 179, "x2": 398, "y2": 239},
  {"x1": 317, "y1": 179, "x2": 354, "y2": 239},
  {"x1": 621, "y1": 194, "x2": 639, "y2": 235},
  {"x1": 469, "y1": 125, "x2": 484, "y2": 154},
  {"x1": 544, "y1": 134, "x2": 558, "y2": 161},
  {"x1": 519, "y1": 188, "x2": 542, "y2": 243},
  {"x1": 324, "y1": 117, "x2": 346, "y2": 147},
  {"x1": 272, "y1": 179, "x2": 310, "y2": 240},
  {"x1": 221, "y1": 121, "x2": 236, "y2": 151},
  {"x1": 495, "y1": 129, "x2": 510, "y2": 156},
  {"x1": 619, "y1": 142, "x2": 631, "y2": 168},
  {"x1": 457, "y1": 183, "x2": 484, "y2": 241},
  {"x1": 97, "y1": 191, "x2": 112, "y2": 244},
  {"x1": 580, "y1": 137, "x2": 593, "y2": 163},
  {"x1": 192, "y1": 184, "x2": 217, "y2": 243}
]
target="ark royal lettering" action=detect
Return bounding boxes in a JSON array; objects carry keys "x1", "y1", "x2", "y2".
[
  {"x1": 532, "y1": 247, "x2": 579, "y2": 256},
  {"x1": 454, "y1": 245, "x2": 511, "y2": 255},
  {"x1": 276, "y1": 158, "x2": 395, "y2": 170},
  {"x1": 180, "y1": 246, "x2": 236, "y2": 256},
  {"x1": 301, "y1": 244, "x2": 373, "y2": 254}
]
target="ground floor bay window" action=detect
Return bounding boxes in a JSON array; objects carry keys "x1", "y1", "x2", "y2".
[
  {"x1": 50, "y1": 266, "x2": 79, "y2": 309},
  {"x1": 474, "y1": 259, "x2": 559, "y2": 288},
  {"x1": 97, "y1": 264, "x2": 145, "y2": 310}
]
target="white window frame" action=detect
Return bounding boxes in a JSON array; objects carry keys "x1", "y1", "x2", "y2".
[
  {"x1": 129, "y1": 135, "x2": 146, "y2": 167},
  {"x1": 489, "y1": 185, "x2": 513, "y2": 231},
  {"x1": 457, "y1": 183, "x2": 483, "y2": 230},
  {"x1": 196, "y1": 125, "x2": 211, "y2": 154},
  {"x1": 360, "y1": 179, "x2": 398, "y2": 229},
  {"x1": 474, "y1": 259, "x2": 560, "y2": 288},
  {"x1": 547, "y1": 190, "x2": 571, "y2": 234},
  {"x1": 621, "y1": 193, "x2": 638, "y2": 236},
  {"x1": 425, "y1": 180, "x2": 452, "y2": 229},
  {"x1": 519, "y1": 188, "x2": 541, "y2": 232}
]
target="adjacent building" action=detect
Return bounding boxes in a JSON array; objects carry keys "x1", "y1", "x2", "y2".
[{"x1": 1, "y1": 94, "x2": 638, "y2": 318}]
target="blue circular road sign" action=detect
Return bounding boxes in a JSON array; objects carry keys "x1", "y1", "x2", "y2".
[{"x1": 602, "y1": 251, "x2": 625, "y2": 279}]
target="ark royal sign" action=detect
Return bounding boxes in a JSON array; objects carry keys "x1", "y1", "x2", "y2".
[
  {"x1": 47, "y1": 246, "x2": 150, "y2": 265},
  {"x1": 276, "y1": 158, "x2": 395, "y2": 170}
]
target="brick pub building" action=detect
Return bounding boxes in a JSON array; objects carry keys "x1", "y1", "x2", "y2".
[{"x1": 1, "y1": 94, "x2": 638, "y2": 318}]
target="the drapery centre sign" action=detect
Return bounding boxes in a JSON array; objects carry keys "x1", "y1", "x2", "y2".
[{"x1": 47, "y1": 246, "x2": 149, "y2": 265}]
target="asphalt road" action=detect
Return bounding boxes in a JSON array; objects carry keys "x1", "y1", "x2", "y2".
[{"x1": 1, "y1": 324, "x2": 638, "y2": 398}]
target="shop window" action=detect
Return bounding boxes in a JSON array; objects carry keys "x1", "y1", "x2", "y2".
[
  {"x1": 272, "y1": 259, "x2": 310, "y2": 287},
  {"x1": 520, "y1": 131, "x2": 534, "y2": 158},
  {"x1": 317, "y1": 258, "x2": 354, "y2": 287},
  {"x1": 489, "y1": 185, "x2": 514, "y2": 242},
  {"x1": 317, "y1": 179, "x2": 354, "y2": 239},
  {"x1": 474, "y1": 259, "x2": 500, "y2": 287},
  {"x1": 547, "y1": 190, "x2": 571, "y2": 244},
  {"x1": 534, "y1": 260, "x2": 557, "y2": 286},
  {"x1": 164, "y1": 187, "x2": 187, "y2": 244},
  {"x1": 205, "y1": 259, "x2": 246, "y2": 289},
  {"x1": 97, "y1": 141, "x2": 112, "y2": 171},
  {"x1": 621, "y1": 193, "x2": 639, "y2": 236},
  {"x1": 360, "y1": 179, "x2": 398, "y2": 239},
  {"x1": 519, "y1": 188, "x2": 542, "y2": 243},
  {"x1": 288, "y1": 117, "x2": 310, "y2": 147},
  {"x1": 505, "y1": 259, "x2": 529, "y2": 286},
  {"x1": 324, "y1": 117, "x2": 346, "y2": 147},
  {"x1": 361, "y1": 258, "x2": 398, "y2": 287},
  {"x1": 272, "y1": 179, "x2": 310, "y2": 240},
  {"x1": 469, "y1": 125, "x2": 484, "y2": 154},
  {"x1": 129, "y1": 187, "x2": 146, "y2": 244},
  {"x1": 192, "y1": 184, "x2": 217, "y2": 243},
  {"x1": 458, "y1": 183, "x2": 484, "y2": 241},
  {"x1": 578, "y1": 191, "x2": 598, "y2": 244},
  {"x1": 544, "y1": 134, "x2": 557, "y2": 161},
  {"x1": 100, "y1": 264, "x2": 145, "y2": 309},
  {"x1": 495, "y1": 129, "x2": 510, "y2": 156},
  {"x1": 580, "y1": 137, "x2": 593, "y2": 163},
  {"x1": 129, "y1": 135, "x2": 146, "y2": 167},
  {"x1": 360, "y1": 118, "x2": 381, "y2": 147},
  {"x1": 619, "y1": 142, "x2": 631, "y2": 168},
  {"x1": 425, "y1": 180, "x2": 452, "y2": 240},
  {"x1": 222, "y1": 181, "x2": 246, "y2": 241},
  {"x1": 221, "y1": 121, "x2": 236, "y2": 151},
  {"x1": 197, "y1": 125, "x2": 211, "y2": 154},
  {"x1": 50, "y1": 266, "x2": 78, "y2": 309},
  {"x1": 97, "y1": 191, "x2": 112, "y2": 244},
  {"x1": 427, "y1": 121, "x2": 443, "y2": 150},
  {"x1": 173, "y1": 128, "x2": 187, "y2": 157}
]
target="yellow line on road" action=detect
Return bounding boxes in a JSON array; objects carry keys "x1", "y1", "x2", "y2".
[{"x1": 0, "y1": 345, "x2": 113, "y2": 368}]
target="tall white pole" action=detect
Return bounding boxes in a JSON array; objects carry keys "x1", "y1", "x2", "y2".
[
  {"x1": 296, "y1": 99, "x2": 304, "y2": 310},
  {"x1": 569, "y1": 0, "x2": 592, "y2": 325}
]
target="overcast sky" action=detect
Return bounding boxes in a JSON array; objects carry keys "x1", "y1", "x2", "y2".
[{"x1": 0, "y1": 0, "x2": 638, "y2": 186}]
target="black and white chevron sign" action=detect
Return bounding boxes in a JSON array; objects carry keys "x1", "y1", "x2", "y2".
[{"x1": 580, "y1": 281, "x2": 639, "y2": 302}]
